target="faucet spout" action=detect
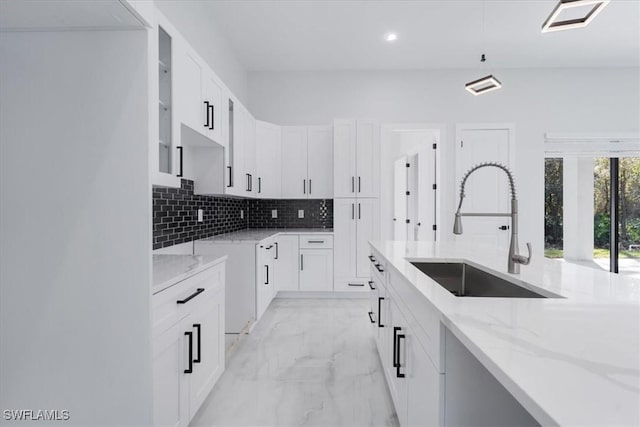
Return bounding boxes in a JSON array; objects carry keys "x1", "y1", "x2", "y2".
[{"x1": 453, "y1": 162, "x2": 531, "y2": 274}]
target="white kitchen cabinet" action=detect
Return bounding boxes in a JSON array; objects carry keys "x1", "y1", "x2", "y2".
[
  {"x1": 299, "y1": 248, "x2": 333, "y2": 291},
  {"x1": 307, "y1": 126, "x2": 334, "y2": 198},
  {"x1": 334, "y1": 198, "x2": 379, "y2": 291},
  {"x1": 281, "y1": 126, "x2": 308, "y2": 198},
  {"x1": 333, "y1": 119, "x2": 379, "y2": 198},
  {"x1": 256, "y1": 121, "x2": 282, "y2": 198},
  {"x1": 202, "y1": 73, "x2": 224, "y2": 144},
  {"x1": 256, "y1": 239, "x2": 276, "y2": 319},
  {"x1": 274, "y1": 235, "x2": 299, "y2": 291},
  {"x1": 244, "y1": 109, "x2": 257, "y2": 197},
  {"x1": 152, "y1": 261, "x2": 225, "y2": 427},
  {"x1": 281, "y1": 126, "x2": 333, "y2": 199}
]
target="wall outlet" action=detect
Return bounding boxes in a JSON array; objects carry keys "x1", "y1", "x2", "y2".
[
  {"x1": 271, "y1": 209, "x2": 278, "y2": 219},
  {"x1": 298, "y1": 209, "x2": 304, "y2": 219},
  {"x1": 197, "y1": 209, "x2": 204, "y2": 223},
  {"x1": 240, "y1": 210, "x2": 244, "y2": 219}
]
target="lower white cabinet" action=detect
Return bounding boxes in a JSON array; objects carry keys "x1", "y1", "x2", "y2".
[
  {"x1": 299, "y1": 248, "x2": 333, "y2": 291},
  {"x1": 152, "y1": 261, "x2": 225, "y2": 427},
  {"x1": 256, "y1": 238, "x2": 276, "y2": 320},
  {"x1": 274, "y1": 235, "x2": 300, "y2": 291}
]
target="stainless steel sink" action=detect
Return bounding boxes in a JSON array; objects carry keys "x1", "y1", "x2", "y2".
[{"x1": 410, "y1": 262, "x2": 554, "y2": 298}]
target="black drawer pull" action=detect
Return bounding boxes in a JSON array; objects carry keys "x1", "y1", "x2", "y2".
[
  {"x1": 184, "y1": 331, "x2": 193, "y2": 374},
  {"x1": 275, "y1": 242, "x2": 279, "y2": 259},
  {"x1": 265, "y1": 265, "x2": 269, "y2": 285},
  {"x1": 378, "y1": 297, "x2": 384, "y2": 328},
  {"x1": 209, "y1": 104, "x2": 215, "y2": 130},
  {"x1": 176, "y1": 288, "x2": 205, "y2": 304},
  {"x1": 368, "y1": 311, "x2": 375, "y2": 323},
  {"x1": 348, "y1": 283, "x2": 364, "y2": 287},
  {"x1": 176, "y1": 146, "x2": 183, "y2": 178},
  {"x1": 393, "y1": 327, "x2": 401, "y2": 368},
  {"x1": 375, "y1": 264, "x2": 384, "y2": 273},
  {"x1": 307, "y1": 240, "x2": 325, "y2": 244},
  {"x1": 204, "y1": 101, "x2": 210, "y2": 128},
  {"x1": 193, "y1": 324, "x2": 201, "y2": 363},
  {"x1": 227, "y1": 166, "x2": 233, "y2": 187},
  {"x1": 397, "y1": 333, "x2": 406, "y2": 378},
  {"x1": 368, "y1": 255, "x2": 376, "y2": 263},
  {"x1": 368, "y1": 280, "x2": 375, "y2": 290}
]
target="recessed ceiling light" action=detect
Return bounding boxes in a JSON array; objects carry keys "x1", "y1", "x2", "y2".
[
  {"x1": 541, "y1": 0, "x2": 610, "y2": 33},
  {"x1": 386, "y1": 33, "x2": 398, "y2": 42}
]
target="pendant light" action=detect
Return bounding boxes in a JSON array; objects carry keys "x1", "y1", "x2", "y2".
[
  {"x1": 465, "y1": 1, "x2": 502, "y2": 96},
  {"x1": 542, "y1": 0, "x2": 611, "y2": 33}
]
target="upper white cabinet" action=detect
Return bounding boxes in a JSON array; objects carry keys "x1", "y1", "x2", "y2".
[
  {"x1": 224, "y1": 95, "x2": 257, "y2": 198},
  {"x1": 282, "y1": 126, "x2": 333, "y2": 199},
  {"x1": 243, "y1": 108, "x2": 257, "y2": 197},
  {"x1": 256, "y1": 121, "x2": 282, "y2": 198},
  {"x1": 334, "y1": 119, "x2": 380, "y2": 198}
]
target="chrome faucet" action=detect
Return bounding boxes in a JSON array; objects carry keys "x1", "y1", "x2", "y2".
[{"x1": 453, "y1": 162, "x2": 531, "y2": 274}]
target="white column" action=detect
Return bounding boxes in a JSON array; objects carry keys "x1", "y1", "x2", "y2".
[{"x1": 563, "y1": 157, "x2": 595, "y2": 261}]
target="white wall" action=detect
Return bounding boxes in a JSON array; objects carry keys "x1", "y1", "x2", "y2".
[
  {"x1": 155, "y1": 0, "x2": 249, "y2": 104},
  {"x1": 248, "y1": 68, "x2": 640, "y2": 255},
  {"x1": 0, "y1": 31, "x2": 152, "y2": 425}
]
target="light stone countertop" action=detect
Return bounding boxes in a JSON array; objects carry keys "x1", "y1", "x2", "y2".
[
  {"x1": 370, "y1": 240, "x2": 640, "y2": 427},
  {"x1": 152, "y1": 254, "x2": 226, "y2": 294},
  {"x1": 196, "y1": 228, "x2": 333, "y2": 244}
]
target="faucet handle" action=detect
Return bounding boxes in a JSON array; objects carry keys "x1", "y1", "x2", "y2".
[{"x1": 513, "y1": 243, "x2": 532, "y2": 265}]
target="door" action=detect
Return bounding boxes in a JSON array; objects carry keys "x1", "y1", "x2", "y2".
[
  {"x1": 299, "y1": 249, "x2": 333, "y2": 291},
  {"x1": 229, "y1": 97, "x2": 245, "y2": 196},
  {"x1": 356, "y1": 199, "x2": 378, "y2": 277},
  {"x1": 406, "y1": 336, "x2": 442, "y2": 427},
  {"x1": 393, "y1": 157, "x2": 408, "y2": 240},
  {"x1": 202, "y1": 72, "x2": 223, "y2": 144},
  {"x1": 177, "y1": 46, "x2": 204, "y2": 136},
  {"x1": 356, "y1": 120, "x2": 379, "y2": 198},
  {"x1": 388, "y1": 297, "x2": 409, "y2": 427},
  {"x1": 152, "y1": 322, "x2": 187, "y2": 427},
  {"x1": 333, "y1": 199, "x2": 357, "y2": 279},
  {"x1": 455, "y1": 125, "x2": 513, "y2": 248},
  {"x1": 187, "y1": 289, "x2": 224, "y2": 419},
  {"x1": 244, "y1": 111, "x2": 257, "y2": 197},
  {"x1": 281, "y1": 127, "x2": 308, "y2": 198},
  {"x1": 256, "y1": 121, "x2": 282, "y2": 198},
  {"x1": 333, "y1": 119, "x2": 357, "y2": 198},
  {"x1": 274, "y1": 235, "x2": 299, "y2": 291},
  {"x1": 256, "y1": 243, "x2": 273, "y2": 319},
  {"x1": 407, "y1": 153, "x2": 420, "y2": 241},
  {"x1": 307, "y1": 126, "x2": 333, "y2": 199}
]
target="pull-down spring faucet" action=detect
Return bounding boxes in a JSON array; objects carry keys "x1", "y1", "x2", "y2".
[{"x1": 453, "y1": 162, "x2": 531, "y2": 274}]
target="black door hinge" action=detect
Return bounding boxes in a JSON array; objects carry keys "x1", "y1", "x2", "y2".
[
  {"x1": 406, "y1": 163, "x2": 410, "y2": 168},
  {"x1": 432, "y1": 224, "x2": 437, "y2": 231},
  {"x1": 406, "y1": 219, "x2": 410, "y2": 224},
  {"x1": 432, "y1": 143, "x2": 437, "y2": 149},
  {"x1": 405, "y1": 191, "x2": 410, "y2": 195},
  {"x1": 432, "y1": 184, "x2": 437, "y2": 190}
]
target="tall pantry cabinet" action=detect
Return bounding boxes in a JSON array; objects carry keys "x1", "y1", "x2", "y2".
[{"x1": 333, "y1": 119, "x2": 380, "y2": 291}]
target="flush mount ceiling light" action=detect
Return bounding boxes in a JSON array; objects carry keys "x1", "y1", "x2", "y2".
[
  {"x1": 541, "y1": 0, "x2": 610, "y2": 33},
  {"x1": 465, "y1": 53, "x2": 502, "y2": 96},
  {"x1": 385, "y1": 33, "x2": 398, "y2": 42}
]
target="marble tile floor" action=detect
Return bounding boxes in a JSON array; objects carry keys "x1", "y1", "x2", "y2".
[{"x1": 191, "y1": 298, "x2": 399, "y2": 427}]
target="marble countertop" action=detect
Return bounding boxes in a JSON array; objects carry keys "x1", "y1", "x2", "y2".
[
  {"x1": 370, "y1": 240, "x2": 640, "y2": 427},
  {"x1": 152, "y1": 254, "x2": 226, "y2": 294},
  {"x1": 196, "y1": 228, "x2": 333, "y2": 244}
]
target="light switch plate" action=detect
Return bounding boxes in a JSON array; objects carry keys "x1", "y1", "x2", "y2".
[
  {"x1": 240, "y1": 210, "x2": 244, "y2": 219},
  {"x1": 298, "y1": 210, "x2": 304, "y2": 219},
  {"x1": 197, "y1": 209, "x2": 204, "y2": 222},
  {"x1": 272, "y1": 209, "x2": 278, "y2": 219}
]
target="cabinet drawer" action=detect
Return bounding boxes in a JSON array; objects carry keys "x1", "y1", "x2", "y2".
[
  {"x1": 368, "y1": 248, "x2": 386, "y2": 283},
  {"x1": 299, "y1": 234, "x2": 333, "y2": 249},
  {"x1": 152, "y1": 263, "x2": 224, "y2": 337}
]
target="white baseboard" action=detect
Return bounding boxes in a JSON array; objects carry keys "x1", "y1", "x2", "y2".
[{"x1": 275, "y1": 291, "x2": 368, "y2": 299}]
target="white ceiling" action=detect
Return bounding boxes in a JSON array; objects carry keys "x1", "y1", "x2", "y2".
[{"x1": 207, "y1": 0, "x2": 640, "y2": 71}]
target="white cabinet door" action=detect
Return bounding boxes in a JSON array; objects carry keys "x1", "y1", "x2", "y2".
[
  {"x1": 244, "y1": 111, "x2": 257, "y2": 197},
  {"x1": 187, "y1": 287, "x2": 224, "y2": 420},
  {"x1": 230, "y1": 97, "x2": 246, "y2": 196},
  {"x1": 153, "y1": 321, "x2": 187, "y2": 427},
  {"x1": 356, "y1": 199, "x2": 378, "y2": 278},
  {"x1": 281, "y1": 127, "x2": 308, "y2": 198},
  {"x1": 307, "y1": 126, "x2": 333, "y2": 199},
  {"x1": 388, "y1": 297, "x2": 409, "y2": 427},
  {"x1": 177, "y1": 46, "x2": 205, "y2": 136},
  {"x1": 256, "y1": 244, "x2": 272, "y2": 320},
  {"x1": 356, "y1": 120, "x2": 379, "y2": 198},
  {"x1": 274, "y1": 235, "x2": 299, "y2": 291},
  {"x1": 299, "y1": 249, "x2": 333, "y2": 291},
  {"x1": 333, "y1": 199, "x2": 357, "y2": 280},
  {"x1": 256, "y1": 121, "x2": 282, "y2": 198},
  {"x1": 202, "y1": 72, "x2": 223, "y2": 144},
  {"x1": 406, "y1": 337, "x2": 442, "y2": 427},
  {"x1": 333, "y1": 119, "x2": 357, "y2": 198}
]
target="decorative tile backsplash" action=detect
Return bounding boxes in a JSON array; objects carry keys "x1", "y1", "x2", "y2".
[{"x1": 152, "y1": 180, "x2": 333, "y2": 249}]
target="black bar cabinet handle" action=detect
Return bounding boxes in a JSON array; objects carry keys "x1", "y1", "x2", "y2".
[
  {"x1": 203, "y1": 101, "x2": 210, "y2": 128},
  {"x1": 265, "y1": 265, "x2": 269, "y2": 285},
  {"x1": 351, "y1": 176, "x2": 355, "y2": 193},
  {"x1": 227, "y1": 166, "x2": 232, "y2": 188},
  {"x1": 397, "y1": 333, "x2": 406, "y2": 378},
  {"x1": 309, "y1": 179, "x2": 312, "y2": 194},
  {"x1": 193, "y1": 324, "x2": 201, "y2": 363},
  {"x1": 303, "y1": 179, "x2": 306, "y2": 194},
  {"x1": 368, "y1": 311, "x2": 375, "y2": 323},
  {"x1": 307, "y1": 240, "x2": 325, "y2": 244},
  {"x1": 393, "y1": 327, "x2": 401, "y2": 367},
  {"x1": 352, "y1": 203, "x2": 354, "y2": 220},
  {"x1": 378, "y1": 297, "x2": 384, "y2": 328},
  {"x1": 209, "y1": 105, "x2": 215, "y2": 130},
  {"x1": 375, "y1": 264, "x2": 384, "y2": 273},
  {"x1": 348, "y1": 283, "x2": 364, "y2": 287},
  {"x1": 246, "y1": 174, "x2": 250, "y2": 191},
  {"x1": 369, "y1": 255, "x2": 376, "y2": 263},
  {"x1": 300, "y1": 254, "x2": 304, "y2": 270},
  {"x1": 249, "y1": 174, "x2": 252, "y2": 191},
  {"x1": 176, "y1": 146, "x2": 183, "y2": 178},
  {"x1": 184, "y1": 331, "x2": 193, "y2": 374},
  {"x1": 368, "y1": 280, "x2": 375, "y2": 290},
  {"x1": 275, "y1": 242, "x2": 279, "y2": 260},
  {"x1": 358, "y1": 203, "x2": 361, "y2": 219},
  {"x1": 258, "y1": 177, "x2": 261, "y2": 193},
  {"x1": 176, "y1": 288, "x2": 205, "y2": 304},
  {"x1": 358, "y1": 176, "x2": 361, "y2": 193}
]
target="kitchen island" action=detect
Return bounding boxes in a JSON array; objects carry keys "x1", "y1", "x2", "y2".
[{"x1": 369, "y1": 240, "x2": 639, "y2": 427}]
